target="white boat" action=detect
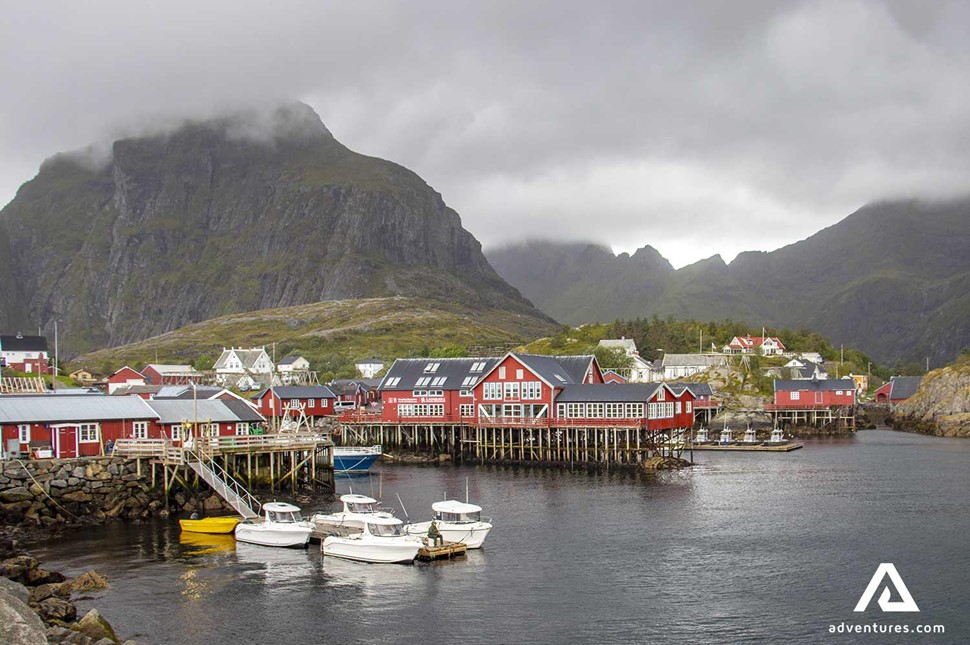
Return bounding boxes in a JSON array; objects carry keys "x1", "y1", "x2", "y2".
[
  {"x1": 234, "y1": 502, "x2": 313, "y2": 548},
  {"x1": 311, "y1": 494, "x2": 396, "y2": 533},
  {"x1": 404, "y1": 500, "x2": 492, "y2": 549},
  {"x1": 740, "y1": 427, "x2": 760, "y2": 445},
  {"x1": 322, "y1": 515, "x2": 423, "y2": 564},
  {"x1": 765, "y1": 427, "x2": 789, "y2": 445},
  {"x1": 719, "y1": 428, "x2": 733, "y2": 445}
]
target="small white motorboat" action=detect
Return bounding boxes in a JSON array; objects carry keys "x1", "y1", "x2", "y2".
[
  {"x1": 719, "y1": 428, "x2": 733, "y2": 446},
  {"x1": 740, "y1": 427, "x2": 760, "y2": 445},
  {"x1": 765, "y1": 427, "x2": 789, "y2": 445},
  {"x1": 234, "y1": 502, "x2": 313, "y2": 548},
  {"x1": 404, "y1": 500, "x2": 492, "y2": 549},
  {"x1": 322, "y1": 515, "x2": 423, "y2": 564},
  {"x1": 311, "y1": 494, "x2": 396, "y2": 533}
]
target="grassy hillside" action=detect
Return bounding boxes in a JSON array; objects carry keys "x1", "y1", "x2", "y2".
[{"x1": 70, "y1": 297, "x2": 557, "y2": 379}]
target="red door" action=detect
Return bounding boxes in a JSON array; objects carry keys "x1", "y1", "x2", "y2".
[{"x1": 55, "y1": 427, "x2": 78, "y2": 458}]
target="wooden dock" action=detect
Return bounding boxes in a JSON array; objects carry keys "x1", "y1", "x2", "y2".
[
  {"x1": 692, "y1": 442, "x2": 804, "y2": 452},
  {"x1": 417, "y1": 541, "x2": 467, "y2": 561}
]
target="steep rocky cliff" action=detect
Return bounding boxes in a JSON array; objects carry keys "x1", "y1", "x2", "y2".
[
  {"x1": 892, "y1": 362, "x2": 970, "y2": 437},
  {"x1": 0, "y1": 103, "x2": 551, "y2": 354}
]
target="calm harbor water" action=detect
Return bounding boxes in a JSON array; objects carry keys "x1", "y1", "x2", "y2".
[{"x1": 28, "y1": 429, "x2": 970, "y2": 644}]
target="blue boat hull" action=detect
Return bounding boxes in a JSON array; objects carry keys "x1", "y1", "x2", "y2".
[{"x1": 333, "y1": 453, "x2": 380, "y2": 472}]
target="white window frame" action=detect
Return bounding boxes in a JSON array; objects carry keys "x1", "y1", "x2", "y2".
[
  {"x1": 78, "y1": 423, "x2": 99, "y2": 443},
  {"x1": 504, "y1": 382, "x2": 520, "y2": 399},
  {"x1": 566, "y1": 403, "x2": 584, "y2": 418},
  {"x1": 460, "y1": 389, "x2": 473, "y2": 397},
  {"x1": 459, "y1": 404, "x2": 475, "y2": 417},
  {"x1": 626, "y1": 403, "x2": 644, "y2": 418},
  {"x1": 587, "y1": 403, "x2": 604, "y2": 418},
  {"x1": 605, "y1": 403, "x2": 624, "y2": 418},
  {"x1": 171, "y1": 425, "x2": 183, "y2": 441},
  {"x1": 308, "y1": 399, "x2": 315, "y2": 408},
  {"x1": 132, "y1": 421, "x2": 148, "y2": 439},
  {"x1": 483, "y1": 382, "x2": 502, "y2": 400},
  {"x1": 18, "y1": 424, "x2": 30, "y2": 443},
  {"x1": 522, "y1": 381, "x2": 542, "y2": 400},
  {"x1": 791, "y1": 391, "x2": 800, "y2": 400},
  {"x1": 235, "y1": 423, "x2": 251, "y2": 436}
]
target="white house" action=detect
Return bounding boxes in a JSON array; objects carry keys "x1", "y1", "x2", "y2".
[
  {"x1": 722, "y1": 336, "x2": 786, "y2": 356},
  {"x1": 596, "y1": 338, "x2": 658, "y2": 382},
  {"x1": 277, "y1": 356, "x2": 311, "y2": 385},
  {"x1": 355, "y1": 357, "x2": 385, "y2": 379},
  {"x1": 660, "y1": 353, "x2": 727, "y2": 380},
  {"x1": 783, "y1": 358, "x2": 828, "y2": 380},
  {"x1": 213, "y1": 347, "x2": 275, "y2": 389}
]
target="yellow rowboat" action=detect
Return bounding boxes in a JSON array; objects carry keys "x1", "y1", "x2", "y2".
[{"x1": 179, "y1": 517, "x2": 241, "y2": 534}]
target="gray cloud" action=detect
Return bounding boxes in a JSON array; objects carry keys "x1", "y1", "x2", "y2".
[{"x1": 2, "y1": 0, "x2": 968, "y2": 267}]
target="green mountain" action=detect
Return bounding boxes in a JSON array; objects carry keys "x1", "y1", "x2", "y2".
[
  {"x1": 487, "y1": 199, "x2": 970, "y2": 366},
  {"x1": 0, "y1": 103, "x2": 553, "y2": 355}
]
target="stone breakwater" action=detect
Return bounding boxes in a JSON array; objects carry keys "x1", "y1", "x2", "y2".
[{"x1": 0, "y1": 457, "x2": 231, "y2": 530}]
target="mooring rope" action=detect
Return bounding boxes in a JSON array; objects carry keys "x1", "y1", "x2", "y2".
[{"x1": 13, "y1": 458, "x2": 81, "y2": 521}]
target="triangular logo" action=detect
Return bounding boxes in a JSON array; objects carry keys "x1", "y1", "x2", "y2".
[{"x1": 854, "y1": 563, "x2": 920, "y2": 612}]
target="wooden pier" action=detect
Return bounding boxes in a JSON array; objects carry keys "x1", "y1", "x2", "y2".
[
  {"x1": 765, "y1": 404, "x2": 856, "y2": 431},
  {"x1": 112, "y1": 432, "x2": 336, "y2": 505},
  {"x1": 691, "y1": 442, "x2": 804, "y2": 452},
  {"x1": 338, "y1": 418, "x2": 691, "y2": 468}
]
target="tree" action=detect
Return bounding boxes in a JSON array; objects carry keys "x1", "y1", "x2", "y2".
[{"x1": 594, "y1": 346, "x2": 633, "y2": 371}]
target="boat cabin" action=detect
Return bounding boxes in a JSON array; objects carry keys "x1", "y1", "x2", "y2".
[
  {"x1": 719, "y1": 429, "x2": 733, "y2": 445},
  {"x1": 263, "y1": 502, "x2": 304, "y2": 523},
  {"x1": 432, "y1": 500, "x2": 483, "y2": 523},
  {"x1": 340, "y1": 494, "x2": 381, "y2": 514},
  {"x1": 365, "y1": 516, "x2": 406, "y2": 537},
  {"x1": 769, "y1": 428, "x2": 786, "y2": 443},
  {"x1": 695, "y1": 428, "x2": 709, "y2": 443},
  {"x1": 742, "y1": 428, "x2": 758, "y2": 444}
]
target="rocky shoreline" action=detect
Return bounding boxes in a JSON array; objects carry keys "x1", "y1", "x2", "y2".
[{"x1": 0, "y1": 535, "x2": 138, "y2": 645}]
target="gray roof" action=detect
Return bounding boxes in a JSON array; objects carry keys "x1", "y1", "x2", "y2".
[
  {"x1": 277, "y1": 356, "x2": 304, "y2": 366},
  {"x1": 774, "y1": 378, "x2": 854, "y2": 392},
  {"x1": 221, "y1": 399, "x2": 265, "y2": 422},
  {"x1": 156, "y1": 385, "x2": 227, "y2": 400},
  {"x1": 144, "y1": 364, "x2": 200, "y2": 375},
  {"x1": 662, "y1": 353, "x2": 727, "y2": 368},
  {"x1": 145, "y1": 399, "x2": 263, "y2": 424},
  {"x1": 515, "y1": 354, "x2": 597, "y2": 385},
  {"x1": 667, "y1": 382, "x2": 714, "y2": 397},
  {"x1": 380, "y1": 357, "x2": 500, "y2": 391},
  {"x1": 0, "y1": 395, "x2": 157, "y2": 424},
  {"x1": 0, "y1": 334, "x2": 48, "y2": 353},
  {"x1": 555, "y1": 383, "x2": 663, "y2": 403},
  {"x1": 329, "y1": 380, "x2": 361, "y2": 396},
  {"x1": 252, "y1": 385, "x2": 335, "y2": 399},
  {"x1": 889, "y1": 376, "x2": 922, "y2": 400},
  {"x1": 213, "y1": 348, "x2": 269, "y2": 371},
  {"x1": 109, "y1": 385, "x2": 164, "y2": 396}
]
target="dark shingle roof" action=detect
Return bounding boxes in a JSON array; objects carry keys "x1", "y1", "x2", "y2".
[
  {"x1": 253, "y1": 385, "x2": 336, "y2": 399},
  {"x1": 774, "y1": 379, "x2": 854, "y2": 392},
  {"x1": 514, "y1": 354, "x2": 597, "y2": 385},
  {"x1": 555, "y1": 383, "x2": 662, "y2": 402},
  {"x1": 0, "y1": 334, "x2": 49, "y2": 352},
  {"x1": 222, "y1": 398, "x2": 266, "y2": 422},
  {"x1": 667, "y1": 382, "x2": 713, "y2": 397},
  {"x1": 380, "y1": 357, "x2": 499, "y2": 391},
  {"x1": 889, "y1": 376, "x2": 922, "y2": 400}
]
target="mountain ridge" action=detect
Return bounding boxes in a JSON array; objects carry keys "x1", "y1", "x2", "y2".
[{"x1": 487, "y1": 197, "x2": 970, "y2": 365}]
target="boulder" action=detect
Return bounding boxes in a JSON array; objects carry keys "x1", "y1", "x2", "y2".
[
  {"x1": 70, "y1": 467, "x2": 86, "y2": 479},
  {"x1": 61, "y1": 491, "x2": 93, "y2": 503},
  {"x1": 37, "y1": 596, "x2": 77, "y2": 622},
  {"x1": 75, "y1": 609, "x2": 121, "y2": 644},
  {"x1": 1, "y1": 487, "x2": 34, "y2": 503},
  {"x1": 0, "y1": 576, "x2": 30, "y2": 603},
  {"x1": 24, "y1": 567, "x2": 66, "y2": 586},
  {"x1": 63, "y1": 571, "x2": 109, "y2": 593},
  {"x1": 27, "y1": 483, "x2": 45, "y2": 497},
  {"x1": 29, "y1": 582, "x2": 68, "y2": 603},
  {"x1": 0, "y1": 585, "x2": 48, "y2": 645}
]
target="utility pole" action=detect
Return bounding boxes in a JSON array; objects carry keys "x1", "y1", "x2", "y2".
[{"x1": 926, "y1": 356, "x2": 930, "y2": 373}]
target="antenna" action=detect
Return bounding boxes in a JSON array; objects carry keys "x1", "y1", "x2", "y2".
[{"x1": 396, "y1": 493, "x2": 410, "y2": 523}]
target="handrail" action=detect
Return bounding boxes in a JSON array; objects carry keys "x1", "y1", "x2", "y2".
[{"x1": 185, "y1": 447, "x2": 261, "y2": 517}]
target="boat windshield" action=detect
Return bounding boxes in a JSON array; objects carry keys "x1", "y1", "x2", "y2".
[
  {"x1": 434, "y1": 511, "x2": 481, "y2": 523},
  {"x1": 268, "y1": 510, "x2": 303, "y2": 523},
  {"x1": 347, "y1": 502, "x2": 378, "y2": 513},
  {"x1": 367, "y1": 522, "x2": 402, "y2": 537}
]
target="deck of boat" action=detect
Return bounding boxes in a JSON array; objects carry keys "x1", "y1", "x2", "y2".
[{"x1": 692, "y1": 442, "x2": 804, "y2": 452}]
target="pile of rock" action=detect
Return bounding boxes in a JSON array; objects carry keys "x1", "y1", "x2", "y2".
[{"x1": 0, "y1": 538, "x2": 139, "y2": 645}]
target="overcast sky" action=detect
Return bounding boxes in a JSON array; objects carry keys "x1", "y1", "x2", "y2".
[{"x1": 2, "y1": 1, "x2": 969, "y2": 268}]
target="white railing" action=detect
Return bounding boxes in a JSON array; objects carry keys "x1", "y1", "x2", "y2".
[{"x1": 185, "y1": 448, "x2": 260, "y2": 519}]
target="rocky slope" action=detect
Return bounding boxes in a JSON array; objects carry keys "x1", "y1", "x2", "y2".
[
  {"x1": 892, "y1": 363, "x2": 970, "y2": 437},
  {"x1": 0, "y1": 103, "x2": 551, "y2": 355},
  {"x1": 488, "y1": 198, "x2": 970, "y2": 365}
]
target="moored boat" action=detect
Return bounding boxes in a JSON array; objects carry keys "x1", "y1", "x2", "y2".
[
  {"x1": 322, "y1": 515, "x2": 423, "y2": 564},
  {"x1": 333, "y1": 445, "x2": 382, "y2": 472},
  {"x1": 404, "y1": 500, "x2": 492, "y2": 549},
  {"x1": 179, "y1": 516, "x2": 241, "y2": 534},
  {"x1": 739, "y1": 427, "x2": 760, "y2": 445},
  {"x1": 234, "y1": 502, "x2": 313, "y2": 548},
  {"x1": 311, "y1": 494, "x2": 396, "y2": 533},
  {"x1": 764, "y1": 427, "x2": 789, "y2": 445}
]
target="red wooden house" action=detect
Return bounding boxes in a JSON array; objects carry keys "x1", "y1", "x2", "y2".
[
  {"x1": 553, "y1": 382, "x2": 695, "y2": 430},
  {"x1": 0, "y1": 394, "x2": 158, "y2": 458},
  {"x1": 106, "y1": 366, "x2": 147, "y2": 394},
  {"x1": 773, "y1": 379, "x2": 856, "y2": 407},
  {"x1": 471, "y1": 353, "x2": 603, "y2": 423},
  {"x1": 251, "y1": 385, "x2": 337, "y2": 422},
  {"x1": 145, "y1": 399, "x2": 265, "y2": 443},
  {"x1": 379, "y1": 357, "x2": 500, "y2": 422},
  {"x1": 602, "y1": 370, "x2": 627, "y2": 384},
  {"x1": 873, "y1": 376, "x2": 921, "y2": 405}
]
